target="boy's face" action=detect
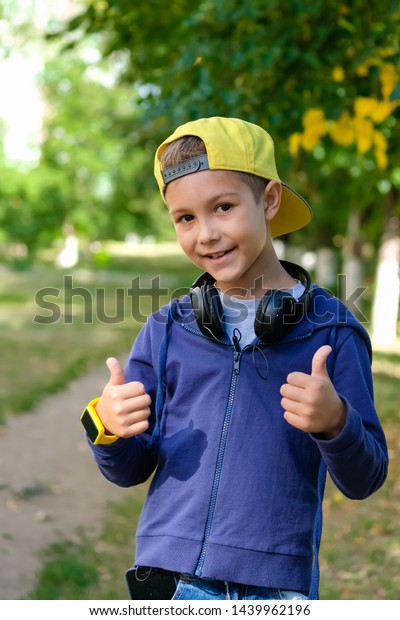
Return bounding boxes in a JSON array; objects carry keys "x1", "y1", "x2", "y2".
[{"x1": 166, "y1": 169, "x2": 281, "y2": 296}]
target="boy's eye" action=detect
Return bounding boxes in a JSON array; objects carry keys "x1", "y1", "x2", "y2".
[
  {"x1": 216, "y1": 203, "x2": 232, "y2": 213},
  {"x1": 179, "y1": 214, "x2": 194, "y2": 223}
]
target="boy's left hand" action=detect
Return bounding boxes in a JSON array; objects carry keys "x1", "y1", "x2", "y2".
[{"x1": 280, "y1": 345, "x2": 346, "y2": 439}]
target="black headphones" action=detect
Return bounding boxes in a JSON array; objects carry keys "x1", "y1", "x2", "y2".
[{"x1": 189, "y1": 260, "x2": 313, "y2": 343}]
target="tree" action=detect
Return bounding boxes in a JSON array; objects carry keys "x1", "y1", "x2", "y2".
[
  {"x1": 55, "y1": 2, "x2": 398, "y2": 130},
  {"x1": 54, "y1": 0, "x2": 400, "y2": 336},
  {"x1": 55, "y1": 1, "x2": 399, "y2": 242},
  {"x1": 0, "y1": 15, "x2": 174, "y2": 259},
  {"x1": 38, "y1": 51, "x2": 166, "y2": 242},
  {"x1": 287, "y1": 50, "x2": 400, "y2": 343}
]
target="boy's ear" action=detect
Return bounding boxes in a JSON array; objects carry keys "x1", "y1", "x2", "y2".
[{"x1": 263, "y1": 180, "x2": 282, "y2": 222}]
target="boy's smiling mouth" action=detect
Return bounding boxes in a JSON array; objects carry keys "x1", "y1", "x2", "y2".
[{"x1": 205, "y1": 248, "x2": 234, "y2": 260}]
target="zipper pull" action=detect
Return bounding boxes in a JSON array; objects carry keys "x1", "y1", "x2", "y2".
[
  {"x1": 232, "y1": 329, "x2": 242, "y2": 375},
  {"x1": 232, "y1": 328, "x2": 242, "y2": 353}
]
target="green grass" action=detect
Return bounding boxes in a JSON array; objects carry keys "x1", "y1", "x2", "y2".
[
  {"x1": 319, "y1": 356, "x2": 400, "y2": 599},
  {"x1": 28, "y1": 490, "x2": 147, "y2": 600},
  {"x1": 0, "y1": 254, "x2": 199, "y2": 424}
]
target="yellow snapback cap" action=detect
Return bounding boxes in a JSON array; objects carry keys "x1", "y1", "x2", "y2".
[{"x1": 154, "y1": 116, "x2": 312, "y2": 237}]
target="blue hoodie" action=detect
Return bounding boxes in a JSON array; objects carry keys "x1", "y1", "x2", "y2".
[{"x1": 88, "y1": 285, "x2": 388, "y2": 595}]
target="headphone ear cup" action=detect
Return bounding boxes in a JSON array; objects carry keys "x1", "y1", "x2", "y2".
[
  {"x1": 189, "y1": 285, "x2": 204, "y2": 323},
  {"x1": 255, "y1": 291, "x2": 295, "y2": 342},
  {"x1": 204, "y1": 285, "x2": 225, "y2": 337},
  {"x1": 190, "y1": 284, "x2": 225, "y2": 339}
]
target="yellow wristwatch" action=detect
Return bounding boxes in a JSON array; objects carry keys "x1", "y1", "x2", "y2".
[{"x1": 80, "y1": 397, "x2": 119, "y2": 445}]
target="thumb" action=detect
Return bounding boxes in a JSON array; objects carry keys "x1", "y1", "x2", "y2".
[
  {"x1": 311, "y1": 345, "x2": 332, "y2": 378},
  {"x1": 106, "y1": 357, "x2": 125, "y2": 386}
]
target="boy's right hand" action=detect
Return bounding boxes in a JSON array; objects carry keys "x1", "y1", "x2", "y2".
[{"x1": 95, "y1": 357, "x2": 152, "y2": 439}]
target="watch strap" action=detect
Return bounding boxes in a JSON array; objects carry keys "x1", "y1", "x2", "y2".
[{"x1": 81, "y1": 397, "x2": 119, "y2": 445}]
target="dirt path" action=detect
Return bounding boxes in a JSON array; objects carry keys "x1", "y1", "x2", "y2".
[{"x1": 0, "y1": 363, "x2": 130, "y2": 600}]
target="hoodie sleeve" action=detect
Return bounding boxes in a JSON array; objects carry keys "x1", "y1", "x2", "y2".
[
  {"x1": 312, "y1": 327, "x2": 388, "y2": 499},
  {"x1": 86, "y1": 314, "x2": 163, "y2": 488}
]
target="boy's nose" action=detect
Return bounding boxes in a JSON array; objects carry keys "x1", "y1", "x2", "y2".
[{"x1": 198, "y1": 218, "x2": 220, "y2": 245}]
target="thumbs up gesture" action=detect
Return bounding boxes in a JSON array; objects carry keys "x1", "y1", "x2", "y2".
[
  {"x1": 95, "y1": 357, "x2": 152, "y2": 439},
  {"x1": 280, "y1": 345, "x2": 346, "y2": 439}
]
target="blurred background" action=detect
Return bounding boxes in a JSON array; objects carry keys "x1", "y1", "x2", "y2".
[{"x1": 0, "y1": 0, "x2": 399, "y2": 600}]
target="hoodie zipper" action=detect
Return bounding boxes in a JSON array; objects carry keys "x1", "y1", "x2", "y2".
[
  {"x1": 195, "y1": 335, "x2": 242, "y2": 576},
  {"x1": 232, "y1": 331, "x2": 242, "y2": 375},
  {"x1": 181, "y1": 323, "x2": 313, "y2": 575}
]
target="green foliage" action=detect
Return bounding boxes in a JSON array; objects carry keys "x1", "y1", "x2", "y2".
[
  {"x1": 49, "y1": 0, "x2": 400, "y2": 254},
  {"x1": 60, "y1": 1, "x2": 399, "y2": 134},
  {"x1": 1, "y1": 0, "x2": 399, "y2": 257},
  {"x1": 0, "y1": 5, "x2": 172, "y2": 257},
  {"x1": 38, "y1": 52, "x2": 159, "y2": 242}
]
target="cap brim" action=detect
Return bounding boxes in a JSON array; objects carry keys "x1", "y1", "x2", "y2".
[{"x1": 270, "y1": 183, "x2": 312, "y2": 238}]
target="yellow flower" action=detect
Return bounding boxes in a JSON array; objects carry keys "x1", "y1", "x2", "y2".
[
  {"x1": 353, "y1": 117, "x2": 374, "y2": 154},
  {"x1": 380, "y1": 63, "x2": 398, "y2": 100},
  {"x1": 373, "y1": 130, "x2": 387, "y2": 152},
  {"x1": 357, "y1": 134, "x2": 372, "y2": 154},
  {"x1": 329, "y1": 112, "x2": 355, "y2": 146},
  {"x1": 379, "y1": 47, "x2": 395, "y2": 58},
  {"x1": 302, "y1": 108, "x2": 324, "y2": 127},
  {"x1": 354, "y1": 97, "x2": 376, "y2": 118},
  {"x1": 302, "y1": 108, "x2": 327, "y2": 138},
  {"x1": 332, "y1": 66, "x2": 345, "y2": 82},
  {"x1": 356, "y1": 55, "x2": 383, "y2": 77},
  {"x1": 375, "y1": 148, "x2": 388, "y2": 169},
  {"x1": 354, "y1": 97, "x2": 398, "y2": 123},
  {"x1": 289, "y1": 133, "x2": 302, "y2": 156},
  {"x1": 289, "y1": 109, "x2": 328, "y2": 155},
  {"x1": 370, "y1": 100, "x2": 398, "y2": 123},
  {"x1": 356, "y1": 62, "x2": 370, "y2": 77},
  {"x1": 301, "y1": 130, "x2": 321, "y2": 151}
]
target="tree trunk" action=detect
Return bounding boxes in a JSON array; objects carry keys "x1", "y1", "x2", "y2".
[
  {"x1": 371, "y1": 191, "x2": 400, "y2": 347},
  {"x1": 316, "y1": 247, "x2": 336, "y2": 290},
  {"x1": 341, "y1": 208, "x2": 364, "y2": 316}
]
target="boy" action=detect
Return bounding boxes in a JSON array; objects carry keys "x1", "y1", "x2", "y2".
[{"x1": 81, "y1": 117, "x2": 388, "y2": 600}]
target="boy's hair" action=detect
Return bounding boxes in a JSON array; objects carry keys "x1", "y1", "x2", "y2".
[{"x1": 160, "y1": 136, "x2": 268, "y2": 202}]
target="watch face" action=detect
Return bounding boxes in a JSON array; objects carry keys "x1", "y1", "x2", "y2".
[{"x1": 81, "y1": 409, "x2": 99, "y2": 443}]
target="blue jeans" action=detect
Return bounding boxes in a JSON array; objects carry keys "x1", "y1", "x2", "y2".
[{"x1": 172, "y1": 577, "x2": 308, "y2": 601}]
